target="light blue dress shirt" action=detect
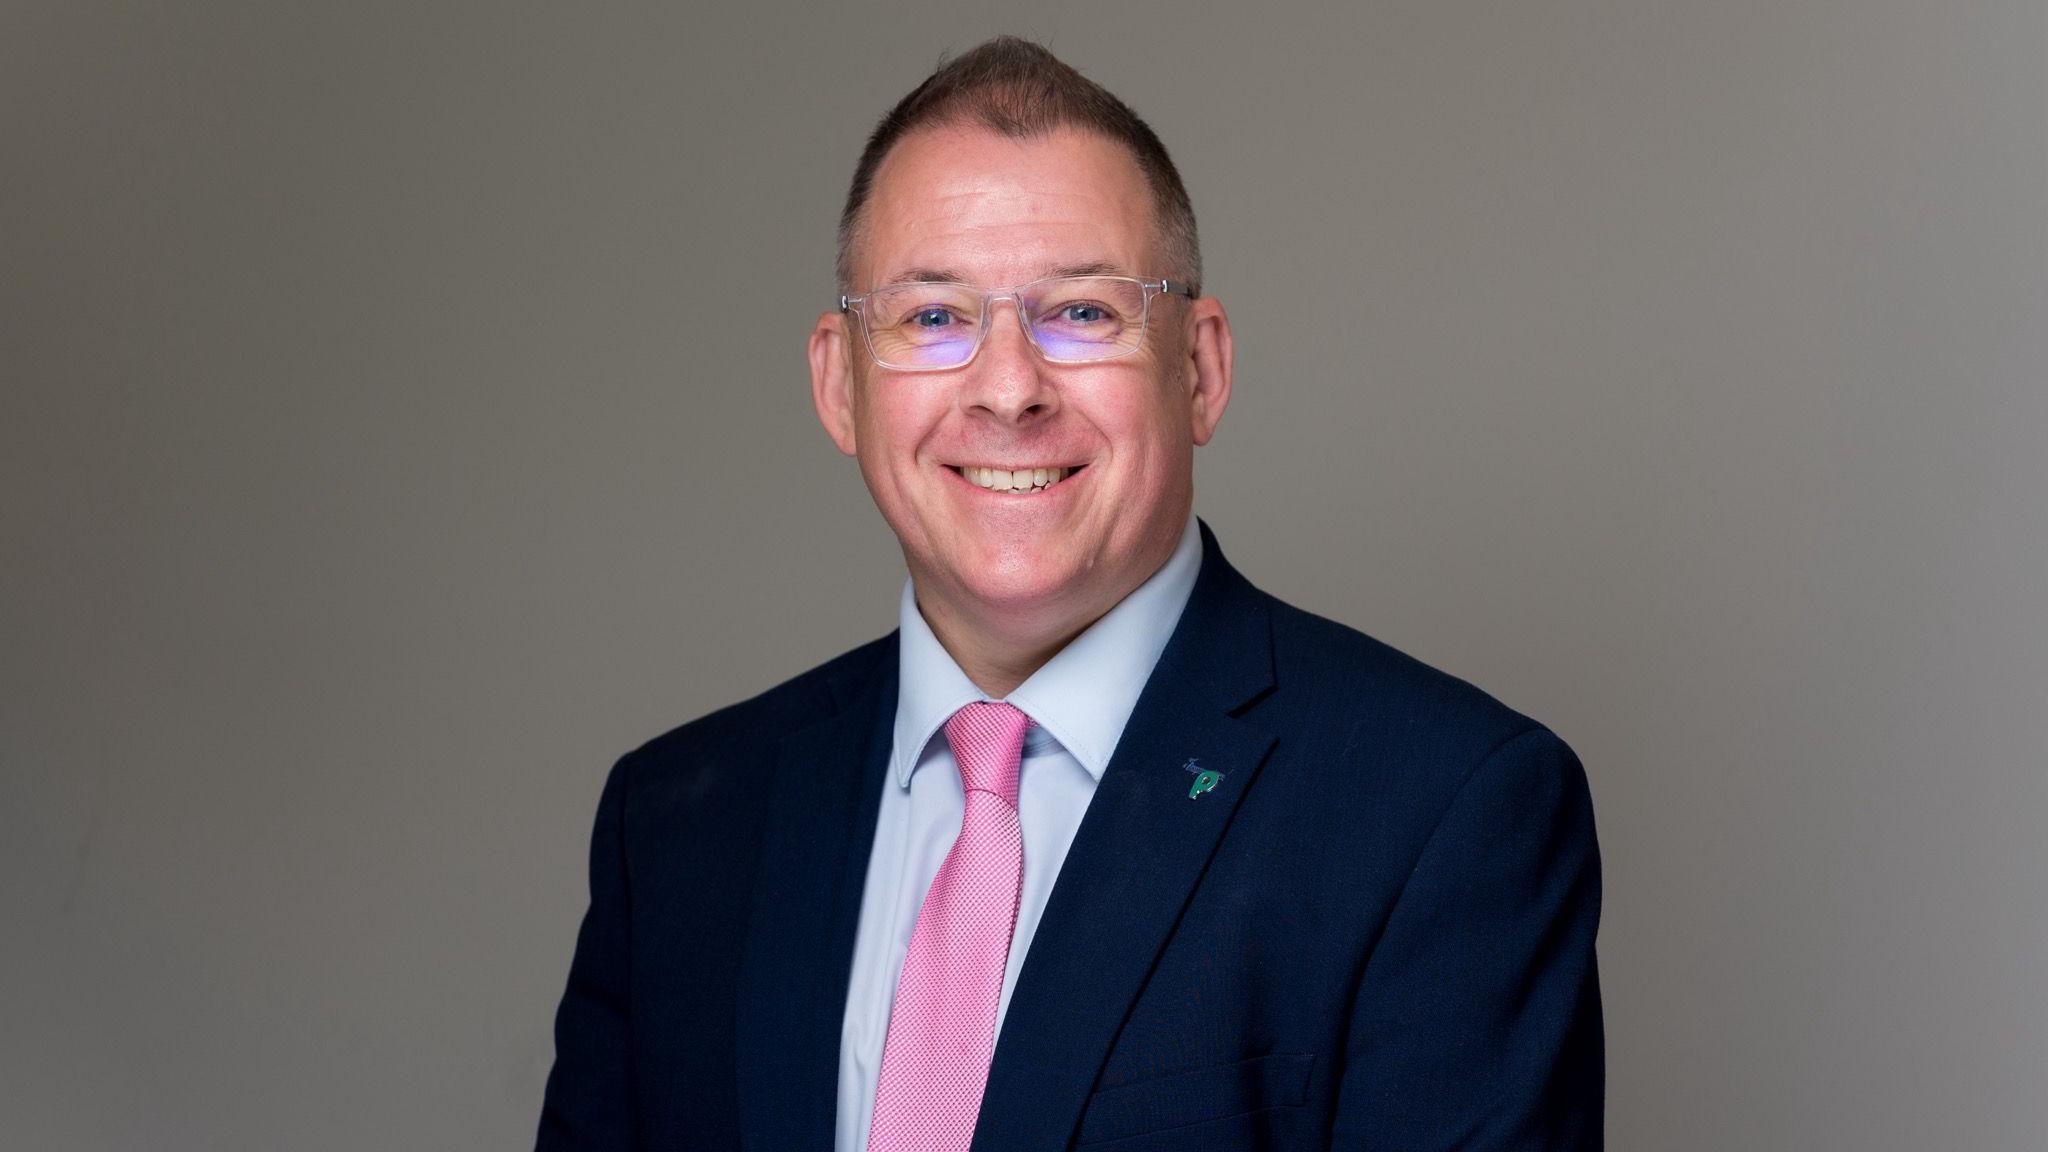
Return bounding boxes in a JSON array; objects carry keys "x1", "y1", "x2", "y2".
[{"x1": 833, "y1": 511, "x2": 1204, "y2": 1152}]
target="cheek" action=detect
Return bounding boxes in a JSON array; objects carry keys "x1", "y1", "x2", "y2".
[
  {"x1": 854, "y1": 381, "x2": 948, "y2": 483},
  {"x1": 1093, "y1": 374, "x2": 1190, "y2": 462},
  {"x1": 852, "y1": 378, "x2": 912, "y2": 451}
]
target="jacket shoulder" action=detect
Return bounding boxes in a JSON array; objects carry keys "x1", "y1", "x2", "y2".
[
  {"x1": 622, "y1": 631, "x2": 896, "y2": 771},
  {"x1": 1260, "y1": 592, "x2": 1557, "y2": 764},
  {"x1": 1249, "y1": 591, "x2": 1592, "y2": 876}
]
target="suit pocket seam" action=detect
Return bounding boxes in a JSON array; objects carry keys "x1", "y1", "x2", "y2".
[
  {"x1": 1073, "y1": 1101, "x2": 1304, "y2": 1148},
  {"x1": 1073, "y1": 1051, "x2": 1316, "y2": 1145}
]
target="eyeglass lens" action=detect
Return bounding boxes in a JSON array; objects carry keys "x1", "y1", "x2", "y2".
[{"x1": 861, "y1": 276, "x2": 1149, "y2": 369}]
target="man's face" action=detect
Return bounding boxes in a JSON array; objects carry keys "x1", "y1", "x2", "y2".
[{"x1": 811, "y1": 123, "x2": 1231, "y2": 635}]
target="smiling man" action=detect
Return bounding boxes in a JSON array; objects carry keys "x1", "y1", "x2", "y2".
[{"x1": 538, "y1": 36, "x2": 1604, "y2": 1152}]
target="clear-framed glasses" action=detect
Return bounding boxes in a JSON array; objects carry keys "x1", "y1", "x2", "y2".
[{"x1": 839, "y1": 274, "x2": 1194, "y2": 371}]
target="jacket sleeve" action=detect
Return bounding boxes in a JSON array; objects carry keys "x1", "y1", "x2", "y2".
[
  {"x1": 536, "y1": 753, "x2": 637, "y2": 1151},
  {"x1": 1332, "y1": 726, "x2": 1605, "y2": 1150}
]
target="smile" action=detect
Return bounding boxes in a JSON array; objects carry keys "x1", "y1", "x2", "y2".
[{"x1": 946, "y1": 464, "x2": 1085, "y2": 494}]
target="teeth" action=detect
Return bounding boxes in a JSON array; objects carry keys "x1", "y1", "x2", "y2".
[{"x1": 960, "y1": 466, "x2": 1074, "y2": 492}]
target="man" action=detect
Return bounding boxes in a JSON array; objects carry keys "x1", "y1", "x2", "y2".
[{"x1": 538, "y1": 36, "x2": 1602, "y2": 1152}]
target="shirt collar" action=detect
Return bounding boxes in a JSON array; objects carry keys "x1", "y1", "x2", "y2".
[{"x1": 890, "y1": 511, "x2": 1204, "y2": 789}]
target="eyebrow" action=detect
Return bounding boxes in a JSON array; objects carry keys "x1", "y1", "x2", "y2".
[{"x1": 879, "y1": 259, "x2": 1129, "y2": 287}]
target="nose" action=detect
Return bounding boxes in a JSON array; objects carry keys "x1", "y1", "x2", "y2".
[{"x1": 959, "y1": 294, "x2": 1058, "y2": 426}]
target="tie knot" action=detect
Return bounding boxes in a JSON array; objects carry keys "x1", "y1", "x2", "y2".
[{"x1": 942, "y1": 701, "x2": 1031, "y2": 806}]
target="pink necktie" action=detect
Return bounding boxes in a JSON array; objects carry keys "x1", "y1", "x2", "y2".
[{"x1": 866, "y1": 701, "x2": 1032, "y2": 1152}]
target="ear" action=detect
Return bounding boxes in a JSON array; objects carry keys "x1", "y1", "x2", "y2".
[
  {"x1": 809, "y1": 310, "x2": 859, "y2": 456},
  {"x1": 1183, "y1": 295, "x2": 1234, "y2": 446}
]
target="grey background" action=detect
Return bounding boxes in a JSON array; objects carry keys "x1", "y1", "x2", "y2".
[{"x1": 4, "y1": 1, "x2": 2042, "y2": 1148}]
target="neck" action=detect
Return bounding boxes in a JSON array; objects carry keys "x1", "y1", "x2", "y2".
[{"x1": 912, "y1": 585, "x2": 1106, "y2": 699}]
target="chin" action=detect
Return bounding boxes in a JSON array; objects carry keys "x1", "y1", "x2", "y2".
[
  {"x1": 957, "y1": 562, "x2": 1071, "y2": 609},
  {"x1": 938, "y1": 544, "x2": 1083, "y2": 612}
]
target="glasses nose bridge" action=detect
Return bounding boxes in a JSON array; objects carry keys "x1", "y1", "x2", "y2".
[{"x1": 975, "y1": 285, "x2": 1041, "y2": 356}]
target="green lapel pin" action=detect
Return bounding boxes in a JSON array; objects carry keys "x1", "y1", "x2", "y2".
[{"x1": 1183, "y1": 758, "x2": 1223, "y2": 799}]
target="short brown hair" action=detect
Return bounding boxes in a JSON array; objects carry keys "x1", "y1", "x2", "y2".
[{"x1": 836, "y1": 36, "x2": 1201, "y2": 295}]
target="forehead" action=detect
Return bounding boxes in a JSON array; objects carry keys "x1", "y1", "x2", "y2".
[{"x1": 857, "y1": 123, "x2": 1160, "y2": 288}]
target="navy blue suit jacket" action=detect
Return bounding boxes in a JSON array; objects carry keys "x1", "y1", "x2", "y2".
[{"x1": 538, "y1": 521, "x2": 1603, "y2": 1150}]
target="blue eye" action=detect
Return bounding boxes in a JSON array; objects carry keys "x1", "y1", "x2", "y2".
[
  {"x1": 1063, "y1": 303, "x2": 1107, "y2": 323},
  {"x1": 912, "y1": 308, "x2": 955, "y2": 328}
]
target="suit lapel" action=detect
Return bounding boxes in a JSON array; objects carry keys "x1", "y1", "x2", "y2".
[
  {"x1": 973, "y1": 522, "x2": 1278, "y2": 1152},
  {"x1": 734, "y1": 640, "x2": 898, "y2": 1152}
]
